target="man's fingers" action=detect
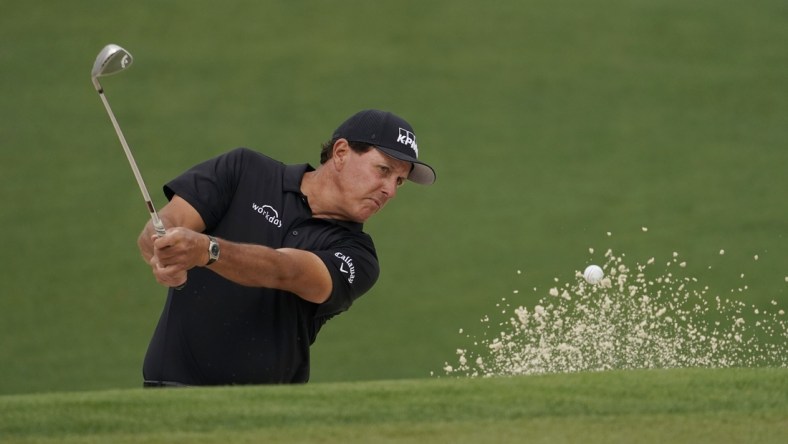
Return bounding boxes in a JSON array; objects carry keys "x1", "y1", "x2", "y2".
[
  {"x1": 151, "y1": 261, "x2": 187, "y2": 287},
  {"x1": 150, "y1": 227, "x2": 205, "y2": 272},
  {"x1": 152, "y1": 231, "x2": 189, "y2": 263},
  {"x1": 152, "y1": 232, "x2": 177, "y2": 249}
]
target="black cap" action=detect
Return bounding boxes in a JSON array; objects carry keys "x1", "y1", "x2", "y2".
[{"x1": 332, "y1": 109, "x2": 436, "y2": 185}]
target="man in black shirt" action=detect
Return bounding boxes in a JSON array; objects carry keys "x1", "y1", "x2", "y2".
[{"x1": 138, "y1": 109, "x2": 435, "y2": 386}]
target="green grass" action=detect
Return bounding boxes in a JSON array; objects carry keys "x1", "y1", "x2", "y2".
[
  {"x1": 1, "y1": 0, "x2": 787, "y2": 395},
  {"x1": 1, "y1": 368, "x2": 786, "y2": 443}
]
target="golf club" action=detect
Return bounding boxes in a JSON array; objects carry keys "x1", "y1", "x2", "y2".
[{"x1": 91, "y1": 44, "x2": 166, "y2": 238}]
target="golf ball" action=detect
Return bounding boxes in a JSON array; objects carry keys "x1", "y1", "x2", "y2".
[{"x1": 583, "y1": 265, "x2": 604, "y2": 284}]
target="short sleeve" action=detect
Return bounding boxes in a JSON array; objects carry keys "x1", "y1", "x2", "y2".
[{"x1": 312, "y1": 235, "x2": 379, "y2": 318}]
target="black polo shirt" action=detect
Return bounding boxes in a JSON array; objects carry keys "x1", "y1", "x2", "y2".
[{"x1": 143, "y1": 148, "x2": 380, "y2": 385}]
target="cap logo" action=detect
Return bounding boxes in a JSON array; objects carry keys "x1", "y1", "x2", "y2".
[{"x1": 396, "y1": 128, "x2": 419, "y2": 157}]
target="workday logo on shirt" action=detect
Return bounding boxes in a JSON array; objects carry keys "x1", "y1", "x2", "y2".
[{"x1": 251, "y1": 203, "x2": 283, "y2": 228}]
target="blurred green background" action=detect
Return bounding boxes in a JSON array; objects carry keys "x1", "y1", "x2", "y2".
[{"x1": 1, "y1": 0, "x2": 785, "y2": 395}]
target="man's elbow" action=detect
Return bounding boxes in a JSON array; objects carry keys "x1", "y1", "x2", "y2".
[
  {"x1": 300, "y1": 289, "x2": 331, "y2": 304},
  {"x1": 275, "y1": 249, "x2": 333, "y2": 304},
  {"x1": 282, "y1": 271, "x2": 332, "y2": 304}
]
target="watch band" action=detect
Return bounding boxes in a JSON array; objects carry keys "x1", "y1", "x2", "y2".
[{"x1": 206, "y1": 235, "x2": 220, "y2": 266}]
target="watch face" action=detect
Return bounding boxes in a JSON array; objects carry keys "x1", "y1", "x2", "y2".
[{"x1": 208, "y1": 237, "x2": 220, "y2": 263}]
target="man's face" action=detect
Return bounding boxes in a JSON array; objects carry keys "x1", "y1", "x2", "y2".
[{"x1": 335, "y1": 141, "x2": 411, "y2": 223}]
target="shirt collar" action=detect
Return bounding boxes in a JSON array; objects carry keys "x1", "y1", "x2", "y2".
[{"x1": 283, "y1": 163, "x2": 312, "y2": 193}]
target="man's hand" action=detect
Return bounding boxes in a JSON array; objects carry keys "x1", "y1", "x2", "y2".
[
  {"x1": 148, "y1": 253, "x2": 188, "y2": 288},
  {"x1": 149, "y1": 227, "x2": 208, "y2": 288},
  {"x1": 138, "y1": 196, "x2": 208, "y2": 289}
]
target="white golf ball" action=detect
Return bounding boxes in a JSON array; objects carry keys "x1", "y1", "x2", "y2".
[{"x1": 583, "y1": 265, "x2": 604, "y2": 284}]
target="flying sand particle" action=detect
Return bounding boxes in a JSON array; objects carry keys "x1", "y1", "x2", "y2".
[{"x1": 445, "y1": 248, "x2": 788, "y2": 377}]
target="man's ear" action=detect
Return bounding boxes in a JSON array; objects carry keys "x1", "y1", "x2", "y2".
[{"x1": 332, "y1": 138, "x2": 350, "y2": 171}]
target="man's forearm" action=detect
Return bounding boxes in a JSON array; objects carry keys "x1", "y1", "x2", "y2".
[{"x1": 207, "y1": 239, "x2": 332, "y2": 303}]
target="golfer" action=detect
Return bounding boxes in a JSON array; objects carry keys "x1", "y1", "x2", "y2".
[{"x1": 138, "y1": 109, "x2": 436, "y2": 386}]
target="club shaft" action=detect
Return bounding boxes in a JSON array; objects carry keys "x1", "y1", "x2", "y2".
[{"x1": 97, "y1": 88, "x2": 166, "y2": 237}]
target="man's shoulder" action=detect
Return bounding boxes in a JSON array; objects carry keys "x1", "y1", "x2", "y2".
[
  {"x1": 326, "y1": 221, "x2": 377, "y2": 258},
  {"x1": 215, "y1": 148, "x2": 291, "y2": 185},
  {"x1": 224, "y1": 147, "x2": 284, "y2": 168}
]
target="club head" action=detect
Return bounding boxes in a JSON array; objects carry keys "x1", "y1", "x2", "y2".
[{"x1": 91, "y1": 44, "x2": 133, "y2": 79}]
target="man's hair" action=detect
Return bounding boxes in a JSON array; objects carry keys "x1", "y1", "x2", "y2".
[{"x1": 320, "y1": 139, "x2": 373, "y2": 164}]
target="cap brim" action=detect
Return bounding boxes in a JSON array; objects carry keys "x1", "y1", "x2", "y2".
[{"x1": 374, "y1": 146, "x2": 436, "y2": 185}]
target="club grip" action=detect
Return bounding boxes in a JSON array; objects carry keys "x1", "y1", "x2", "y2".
[
  {"x1": 153, "y1": 219, "x2": 166, "y2": 238},
  {"x1": 151, "y1": 218, "x2": 185, "y2": 290}
]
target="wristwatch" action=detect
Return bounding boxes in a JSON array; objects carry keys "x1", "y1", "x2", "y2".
[{"x1": 206, "y1": 235, "x2": 220, "y2": 266}]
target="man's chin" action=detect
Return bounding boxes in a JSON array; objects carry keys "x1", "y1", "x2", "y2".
[{"x1": 354, "y1": 207, "x2": 379, "y2": 223}]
